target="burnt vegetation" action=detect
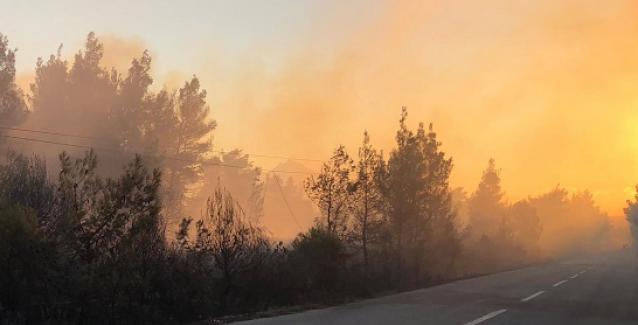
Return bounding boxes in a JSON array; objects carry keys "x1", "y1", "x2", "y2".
[{"x1": 0, "y1": 33, "x2": 623, "y2": 323}]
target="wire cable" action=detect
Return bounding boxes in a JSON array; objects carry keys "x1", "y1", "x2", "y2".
[
  {"x1": 271, "y1": 172, "x2": 303, "y2": 231},
  {"x1": 0, "y1": 125, "x2": 324, "y2": 163},
  {"x1": 0, "y1": 134, "x2": 315, "y2": 175}
]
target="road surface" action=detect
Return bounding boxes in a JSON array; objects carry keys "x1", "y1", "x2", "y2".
[{"x1": 236, "y1": 250, "x2": 638, "y2": 324}]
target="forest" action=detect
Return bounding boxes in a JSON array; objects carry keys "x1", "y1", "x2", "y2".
[{"x1": 0, "y1": 32, "x2": 627, "y2": 323}]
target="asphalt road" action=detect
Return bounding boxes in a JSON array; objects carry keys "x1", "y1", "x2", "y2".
[{"x1": 236, "y1": 250, "x2": 638, "y2": 324}]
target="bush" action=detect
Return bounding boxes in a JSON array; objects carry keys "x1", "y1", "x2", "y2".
[{"x1": 290, "y1": 226, "x2": 348, "y2": 300}]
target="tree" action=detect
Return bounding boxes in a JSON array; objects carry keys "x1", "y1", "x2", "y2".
[
  {"x1": 350, "y1": 131, "x2": 384, "y2": 280},
  {"x1": 450, "y1": 187, "x2": 469, "y2": 229},
  {"x1": 381, "y1": 108, "x2": 428, "y2": 286},
  {"x1": 30, "y1": 45, "x2": 68, "y2": 125},
  {"x1": 465, "y1": 160, "x2": 534, "y2": 272},
  {"x1": 467, "y1": 159, "x2": 507, "y2": 241},
  {"x1": 28, "y1": 33, "x2": 122, "y2": 176},
  {"x1": 0, "y1": 204, "x2": 45, "y2": 320},
  {"x1": 305, "y1": 145, "x2": 354, "y2": 236},
  {"x1": 28, "y1": 33, "x2": 218, "y2": 231},
  {"x1": 0, "y1": 151, "x2": 54, "y2": 221},
  {"x1": 112, "y1": 50, "x2": 177, "y2": 171},
  {"x1": 191, "y1": 150, "x2": 264, "y2": 221},
  {"x1": 53, "y1": 149, "x2": 103, "y2": 260},
  {"x1": 164, "y1": 77, "x2": 216, "y2": 222},
  {"x1": 190, "y1": 186, "x2": 268, "y2": 312},
  {"x1": 625, "y1": 186, "x2": 638, "y2": 253},
  {"x1": 67, "y1": 32, "x2": 118, "y2": 142},
  {"x1": 507, "y1": 200, "x2": 542, "y2": 258},
  {"x1": 52, "y1": 151, "x2": 168, "y2": 322},
  {"x1": 380, "y1": 108, "x2": 458, "y2": 286},
  {"x1": 290, "y1": 225, "x2": 347, "y2": 298},
  {"x1": 113, "y1": 50, "x2": 154, "y2": 152},
  {"x1": 0, "y1": 34, "x2": 27, "y2": 143},
  {"x1": 528, "y1": 186, "x2": 588, "y2": 257},
  {"x1": 565, "y1": 191, "x2": 611, "y2": 254},
  {"x1": 415, "y1": 122, "x2": 458, "y2": 281}
]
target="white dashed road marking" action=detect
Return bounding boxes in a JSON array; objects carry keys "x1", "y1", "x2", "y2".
[
  {"x1": 521, "y1": 290, "x2": 545, "y2": 302},
  {"x1": 463, "y1": 267, "x2": 585, "y2": 324},
  {"x1": 464, "y1": 309, "x2": 508, "y2": 325}
]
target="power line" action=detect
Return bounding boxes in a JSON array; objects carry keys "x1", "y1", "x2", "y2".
[
  {"x1": 0, "y1": 134, "x2": 315, "y2": 176},
  {"x1": 271, "y1": 172, "x2": 303, "y2": 231},
  {"x1": 0, "y1": 125, "x2": 324, "y2": 163},
  {"x1": 0, "y1": 125, "x2": 113, "y2": 142},
  {"x1": 1, "y1": 133, "x2": 311, "y2": 233}
]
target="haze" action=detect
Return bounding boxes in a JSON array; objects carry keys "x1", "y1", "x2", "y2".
[
  {"x1": 6, "y1": 1, "x2": 638, "y2": 324},
  {"x1": 4, "y1": 0, "x2": 638, "y2": 217}
]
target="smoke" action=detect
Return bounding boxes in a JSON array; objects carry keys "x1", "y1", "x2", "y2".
[
  {"x1": 100, "y1": 34, "x2": 148, "y2": 72},
  {"x1": 196, "y1": 0, "x2": 638, "y2": 219},
  {"x1": 6, "y1": 1, "x2": 638, "y2": 240}
]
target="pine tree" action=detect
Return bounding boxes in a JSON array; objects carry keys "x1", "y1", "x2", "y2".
[
  {"x1": 305, "y1": 145, "x2": 354, "y2": 236},
  {"x1": 384, "y1": 107, "x2": 426, "y2": 285},
  {"x1": 414, "y1": 122, "x2": 458, "y2": 280},
  {"x1": 29, "y1": 33, "x2": 122, "y2": 175},
  {"x1": 113, "y1": 50, "x2": 154, "y2": 152},
  {"x1": 351, "y1": 131, "x2": 384, "y2": 280},
  {"x1": 30, "y1": 45, "x2": 69, "y2": 121},
  {"x1": 0, "y1": 34, "x2": 28, "y2": 143},
  {"x1": 624, "y1": 190, "x2": 637, "y2": 250},
  {"x1": 67, "y1": 32, "x2": 118, "y2": 139},
  {"x1": 382, "y1": 108, "x2": 458, "y2": 286},
  {"x1": 112, "y1": 50, "x2": 177, "y2": 172},
  {"x1": 193, "y1": 149, "x2": 264, "y2": 221},
  {"x1": 163, "y1": 76, "x2": 216, "y2": 222},
  {"x1": 468, "y1": 159, "x2": 507, "y2": 240},
  {"x1": 507, "y1": 200, "x2": 542, "y2": 258},
  {"x1": 190, "y1": 186, "x2": 268, "y2": 312}
]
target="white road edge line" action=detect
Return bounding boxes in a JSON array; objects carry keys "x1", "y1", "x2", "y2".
[
  {"x1": 580, "y1": 270, "x2": 587, "y2": 274},
  {"x1": 464, "y1": 309, "x2": 508, "y2": 325},
  {"x1": 521, "y1": 290, "x2": 545, "y2": 302},
  {"x1": 553, "y1": 280, "x2": 567, "y2": 287},
  {"x1": 570, "y1": 274, "x2": 579, "y2": 279}
]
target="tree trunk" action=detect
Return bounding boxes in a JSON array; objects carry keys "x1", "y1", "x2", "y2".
[
  {"x1": 220, "y1": 268, "x2": 232, "y2": 314},
  {"x1": 395, "y1": 223, "x2": 403, "y2": 288}
]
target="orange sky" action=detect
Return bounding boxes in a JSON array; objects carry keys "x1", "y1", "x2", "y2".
[
  {"x1": 9, "y1": 0, "x2": 638, "y2": 216},
  {"x1": 205, "y1": 0, "x2": 638, "y2": 217}
]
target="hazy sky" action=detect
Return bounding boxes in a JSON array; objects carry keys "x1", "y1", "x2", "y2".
[
  {"x1": 3, "y1": 0, "x2": 638, "y2": 215},
  {"x1": 4, "y1": 0, "x2": 375, "y2": 75}
]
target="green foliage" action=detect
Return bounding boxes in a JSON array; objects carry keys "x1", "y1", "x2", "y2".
[
  {"x1": 530, "y1": 188, "x2": 612, "y2": 256},
  {"x1": 380, "y1": 108, "x2": 458, "y2": 287},
  {"x1": 28, "y1": 32, "x2": 216, "y2": 224},
  {"x1": 0, "y1": 151, "x2": 54, "y2": 219},
  {"x1": 191, "y1": 149, "x2": 265, "y2": 221},
  {"x1": 626, "y1": 187, "x2": 638, "y2": 250},
  {"x1": 163, "y1": 76, "x2": 217, "y2": 220},
  {"x1": 0, "y1": 34, "x2": 27, "y2": 137},
  {"x1": 349, "y1": 131, "x2": 386, "y2": 281},
  {"x1": 175, "y1": 185, "x2": 271, "y2": 314},
  {"x1": 291, "y1": 226, "x2": 348, "y2": 297},
  {"x1": 0, "y1": 205, "x2": 38, "y2": 314},
  {"x1": 468, "y1": 159, "x2": 507, "y2": 240},
  {"x1": 305, "y1": 145, "x2": 354, "y2": 235},
  {"x1": 507, "y1": 200, "x2": 542, "y2": 257},
  {"x1": 464, "y1": 160, "x2": 542, "y2": 273}
]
